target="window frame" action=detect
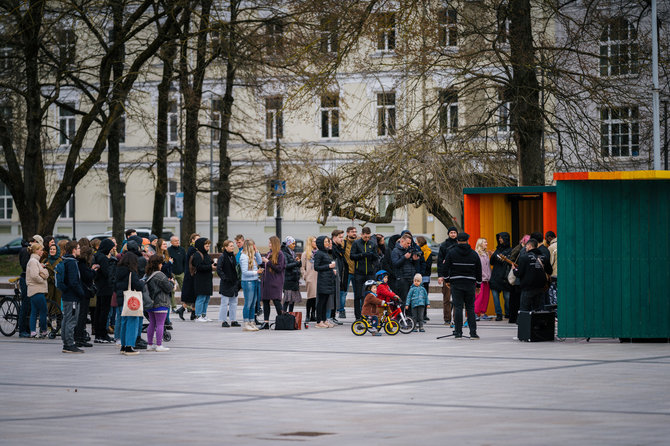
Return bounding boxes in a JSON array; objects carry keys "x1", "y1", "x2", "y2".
[
  {"x1": 211, "y1": 98, "x2": 222, "y2": 143},
  {"x1": 600, "y1": 105, "x2": 640, "y2": 158},
  {"x1": 377, "y1": 92, "x2": 396, "y2": 137},
  {"x1": 437, "y1": 7, "x2": 458, "y2": 48},
  {"x1": 439, "y1": 89, "x2": 458, "y2": 135},
  {"x1": 59, "y1": 102, "x2": 76, "y2": 146},
  {"x1": 167, "y1": 99, "x2": 179, "y2": 143},
  {"x1": 59, "y1": 196, "x2": 75, "y2": 219},
  {"x1": 164, "y1": 179, "x2": 179, "y2": 218},
  {"x1": 265, "y1": 96, "x2": 284, "y2": 141},
  {"x1": 56, "y1": 29, "x2": 76, "y2": 67},
  {"x1": 497, "y1": 88, "x2": 511, "y2": 134},
  {"x1": 320, "y1": 94, "x2": 340, "y2": 139},
  {"x1": 320, "y1": 16, "x2": 339, "y2": 54},
  {"x1": 265, "y1": 20, "x2": 284, "y2": 57},
  {"x1": 0, "y1": 181, "x2": 13, "y2": 220},
  {"x1": 376, "y1": 12, "x2": 396, "y2": 52},
  {"x1": 599, "y1": 17, "x2": 638, "y2": 77}
]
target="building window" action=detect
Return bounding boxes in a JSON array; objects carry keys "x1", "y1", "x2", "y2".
[
  {"x1": 164, "y1": 180, "x2": 178, "y2": 218},
  {"x1": 600, "y1": 17, "x2": 638, "y2": 77},
  {"x1": 438, "y1": 7, "x2": 457, "y2": 47},
  {"x1": 497, "y1": 4, "x2": 510, "y2": 44},
  {"x1": 265, "y1": 96, "x2": 283, "y2": 140},
  {"x1": 168, "y1": 100, "x2": 178, "y2": 143},
  {"x1": 265, "y1": 20, "x2": 283, "y2": 56},
  {"x1": 376, "y1": 12, "x2": 396, "y2": 52},
  {"x1": 59, "y1": 103, "x2": 76, "y2": 145},
  {"x1": 439, "y1": 89, "x2": 458, "y2": 135},
  {"x1": 321, "y1": 94, "x2": 339, "y2": 138},
  {"x1": 377, "y1": 92, "x2": 396, "y2": 137},
  {"x1": 56, "y1": 29, "x2": 76, "y2": 66},
  {"x1": 600, "y1": 106, "x2": 639, "y2": 157},
  {"x1": 210, "y1": 25, "x2": 228, "y2": 57},
  {"x1": 60, "y1": 197, "x2": 74, "y2": 219},
  {"x1": 0, "y1": 181, "x2": 13, "y2": 220},
  {"x1": 497, "y1": 88, "x2": 511, "y2": 133},
  {"x1": 211, "y1": 99, "x2": 222, "y2": 143},
  {"x1": 320, "y1": 16, "x2": 338, "y2": 54}
]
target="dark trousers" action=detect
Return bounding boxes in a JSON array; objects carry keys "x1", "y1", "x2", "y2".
[
  {"x1": 262, "y1": 299, "x2": 282, "y2": 321},
  {"x1": 509, "y1": 286, "x2": 521, "y2": 324},
  {"x1": 412, "y1": 305, "x2": 425, "y2": 328},
  {"x1": 354, "y1": 274, "x2": 375, "y2": 320},
  {"x1": 282, "y1": 301, "x2": 294, "y2": 312},
  {"x1": 316, "y1": 293, "x2": 330, "y2": 323},
  {"x1": 306, "y1": 298, "x2": 316, "y2": 321},
  {"x1": 520, "y1": 289, "x2": 545, "y2": 312},
  {"x1": 74, "y1": 297, "x2": 90, "y2": 342},
  {"x1": 451, "y1": 285, "x2": 477, "y2": 336},
  {"x1": 395, "y1": 278, "x2": 412, "y2": 306},
  {"x1": 94, "y1": 295, "x2": 111, "y2": 339},
  {"x1": 18, "y1": 274, "x2": 31, "y2": 335},
  {"x1": 441, "y1": 283, "x2": 452, "y2": 323}
]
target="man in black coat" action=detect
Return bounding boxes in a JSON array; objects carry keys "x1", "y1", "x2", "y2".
[
  {"x1": 391, "y1": 234, "x2": 420, "y2": 306},
  {"x1": 444, "y1": 232, "x2": 482, "y2": 339},
  {"x1": 350, "y1": 227, "x2": 379, "y2": 320},
  {"x1": 513, "y1": 238, "x2": 553, "y2": 312},
  {"x1": 437, "y1": 227, "x2": 459, "y2": 325},
  {"x1": 93, "y1": 238, "x2": 116, "y2": 343},
  {"x1": 167, "y1": 235, "x2": 186, "y2": 293}
]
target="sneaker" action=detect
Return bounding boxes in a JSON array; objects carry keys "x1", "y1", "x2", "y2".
[
  {"x1": 146, "y1": 344, "x2": 156, "y2": 351},
  {"x1": 94, "y1": 337, "x2": 113, "y2": 344},
  {"x1": 203, "y1": 317, "x2": 212, "y2": 322},
  {"x1": 243, "y1": 322, "x2": 253, "y2": 331},
  {"x1": 249, "y1": 322, "x2": 260, "y2": 331},
  {"x1": 115, "y1": 339, "x2": 121, "y2": 346},
  {"x1": 419, "y1": 328, "x2": 425, "y2": 333},
  {"x1": 122, "y1": 347, "x2": 139, "y2": 356},
  {"x1": 330, "y1": 318, "x2": 343, "y2": 326},
  {"x1": 221, "y1": 321, "x2": 230, "y2": 328},
  {"x1": 470, "y1": 334, "x2": 480, "y2": 339},
  {"x1": 411, "y1": 329, "x2": 418, "y2": 332},
  {"x1": 76, "y1": 341, "x2": 93, "y2": 348},
  {"x1": 338, "y1": 310, "x2": 346, "y2": 319},
  {"x1": 453, "y1": 332, "x2": 463, "y2": 339},
  {"x1": 62, "y1": 345, "x2": 84, "y2": 353},
  {"x1": 230, "y1": 321, "x2": 241, "y2": 327},
  {"x1": 155, "y1": 345, "x2": 170, "y2": 352},
  {"x1": 196, "y1": 316, "x2": 208, "y2": 322},
  {"x1": 325, "y1": 321, "x2": 335, "y2": 328},
  {"x1": 315, "y1": 322, "x2": 328, "y2": 328},
  {"x1": 495, "y1": 315, "x2": 503, "y2": 321},
  {"x1": 259, "y1": 322, "x2": 270, "y2": 330},
  {"x1": 19, "y1": 332, "x2": 30, "y2": 338},
  {"x1": 512, "y1": 336, "x2": 519, "y2": 341},
  {"x1": 135, "y1": 339, "x2": 148, "y2": 349},
  {"x1": 30, "y1": 331, "x2": 38, "y2": 338},
  {"x1": 481, "y1": 315, "x2": 492, "y2": 321}
]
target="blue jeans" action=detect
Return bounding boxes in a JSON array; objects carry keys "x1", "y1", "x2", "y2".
[
  {"x1": 339, "y1": 275, "x2": 354, "y2": 312},
  {"x1": 241, "y1": 280, "x2": 258, "y2": 322},
  {"x1": 29, "y1": 293, "x2": 48, "y2": 333},
  {"x1": 491, "y1": 289, "x2": 510, "y2": 317},
  {"x1": 19, "y1": 275, "x2": 31, "y2": 335},
  {"x1": 219, "y1": 295, "x2": 237, "y2": 322},
  {"x1": 119, "y1": 315, "x2": 141, "y2": 347},
  {"x1": 195, "y1": 295, "x2": 210, "y2": 317}
]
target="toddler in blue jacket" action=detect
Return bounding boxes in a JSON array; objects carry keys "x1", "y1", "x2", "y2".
[{"x1": 405, "y1": 273, "x2": 430, "y2": 332}]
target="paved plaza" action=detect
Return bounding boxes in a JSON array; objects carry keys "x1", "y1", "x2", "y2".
[{"x1": 1, "y1": 306, "x2": 669, "y2": 445}]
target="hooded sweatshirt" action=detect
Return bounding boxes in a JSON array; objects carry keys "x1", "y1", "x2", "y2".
[
  {"x1": 93, "y1": 238, "x2": 116, "y2": 296},
  {"x1": 490, "y1": 232, "x2": 512, "y2": 291},
  {"x1": 444, "y1": 242, "x2": 482, "y2": 288}
]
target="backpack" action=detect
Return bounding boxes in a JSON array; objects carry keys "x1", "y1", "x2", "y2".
[
  {"x1": 188, "y1": 251, "x2": 204, "y2": 276},
  {"x1": 55, "y1": 259, "x2": 69, "y2": 292}
]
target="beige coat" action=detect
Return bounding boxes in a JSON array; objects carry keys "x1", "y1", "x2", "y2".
[
  {"x1": 301, "y1": 254, "x2": 317, "y2": 299},
  {"x1": 26, "y1": 254, "x2": 49, "y2": 296}
]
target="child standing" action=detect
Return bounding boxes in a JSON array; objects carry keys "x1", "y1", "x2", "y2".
[
  {"x1": 362, "y1": 280, "x2": 386, "y2": 336},
  {"x1": 405, "y1": 273, "x2": 430, "y2": 332}
]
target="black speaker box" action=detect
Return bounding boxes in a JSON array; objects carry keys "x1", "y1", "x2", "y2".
[{"x1": 517, "y1": 311, "x2": 555, "y2": 342}]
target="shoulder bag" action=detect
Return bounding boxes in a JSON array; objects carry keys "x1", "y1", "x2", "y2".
[{"x1": 121, "y1": 275, "x2": 144, "y2": 317}]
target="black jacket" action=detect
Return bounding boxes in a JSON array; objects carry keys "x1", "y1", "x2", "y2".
[
  {"x1": 513, "y1": 247, "x2": 552, "y2": 291},
  {"x1": 181, "y1": 245, "x2": 197, "y2": 303},
  {"x1": 77, "y1": 258, "x2": 97, "y2": 299},
  {"x1": 125, "y1": 238, "x2": 147, "y2": 275},
  {"x1": 350, "y1": 237, "x2": 378, "y2": 276},
  {"x1": 382, "y1": 234, "x2": 401, "y2": 282},
  {"x1": 191, "y1": 238, "x2": 213, "y2": 296},
  {"x1": 391, "y1": 243, "x2": 418, "y2": 280},
  {"x1": 114, "y1": 265, "x2": 143, "y2": 307},
  {"x1": 281, "y1": 242, "x2": 301, "y2": 291},
  {"x1": 489, "y1": 232, "x2": 512, "y2": 291},
  {"x1": 444, "y1": 243, "x2": 482, "y2": 288},
  {"x1": 437, "y1": 236, "x2": 458, "y2": 278},
  {"x1": 93, "y1": 238, "x2": 115, "y2": 296},
  {"x1": 332, "y1": 241, "x2": 349, "y2": 290},
  {"x1": 167, "y1": 245, "x2": 187, "y2": 275},
  {"x1": 314, "y1": 236, "x2": 335, "y2": 295},
  {"x1": 216, "y1": 250, "x2": 239, "y2": 297}
]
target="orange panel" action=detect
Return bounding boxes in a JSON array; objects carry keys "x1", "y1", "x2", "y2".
[
  {"x1": 463, "y1": 194, "x2": 480, "y2": 248},
  {"x1": 543, "y1": 192, "x2": 557, "y2": 236},
  {"x1": 554, "y1": 172, "x2": 589, "y2": 181}
]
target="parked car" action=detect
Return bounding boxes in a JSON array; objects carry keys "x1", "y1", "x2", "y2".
[
  {"x1": 0, "y1": 237, "x2": 24, "y2": 255},
  {"x1": 86, "y1": 228, "x2": 173, "y2": 242}
]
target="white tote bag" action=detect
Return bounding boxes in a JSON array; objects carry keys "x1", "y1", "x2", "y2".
[{"x1": 121, "y1": 275, "x2": 144, "y2": 317}]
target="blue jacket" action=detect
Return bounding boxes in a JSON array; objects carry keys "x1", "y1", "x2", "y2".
[
  {"x1": 60, "y1": 255, "x2": 85, "y2": 302},
  {"x1": 405, "y1": 284, "x2": 429, "y2": 308},
  {"x1": 391, "y1": 244, "x2": 418, "y2": 280}
]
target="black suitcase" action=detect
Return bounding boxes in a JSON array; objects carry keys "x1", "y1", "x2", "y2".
[
  {"x1": 274, "y1": 313, "x2": 296, "y2": 330},
  {"x1": 517, "y1": 311, "x2": 554, "y2": 342}
]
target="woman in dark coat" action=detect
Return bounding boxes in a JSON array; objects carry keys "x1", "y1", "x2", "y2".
[
  {"x1": 259, "y1": 236, "x2": 286, "y2": 329},
  {"x1": 114, "y1": 252, "x2": 144, "y2": 355},
  {"x1": 217, "y1": 240, "x2": 240, "y2": 327},
  {"x1": 314, "y1": 236, "x2": 336, "y2": 328},
  {"x1": 176, "y1": 233, "x2": 199, "y2": 321},
  {"x1": 192, "y1": 237, "x2": 214, "y2": 322},
  {"x1": 489, "y1": 232, "x2": 512, "y2": 321},
  {"x1": 281, "y1": 236, "x2": 302, "y2": 312}
]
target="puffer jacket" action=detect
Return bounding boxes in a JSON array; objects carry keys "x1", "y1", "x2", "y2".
[
  {"x1": 93, "y1": 238, "x2": 116, "y2": 296},
  {"x1": 313, "y1": 236, "x2": 335, "y2": 295},
  {"x1": 281, "y1": 242, "x2": 301, "y2": 291},
  {"x1": 145, "y1": 270, "x2": 174, "y2": 309},
  {"x1": 191, "y1": 238, "x2": 213, "y2": 296}
]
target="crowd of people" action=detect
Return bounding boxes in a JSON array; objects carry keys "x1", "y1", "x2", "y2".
[{"x1": 12, "y1": 224, "x2": 558, "y2": 353}]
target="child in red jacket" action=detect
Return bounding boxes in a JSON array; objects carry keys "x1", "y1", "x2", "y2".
[{"x1": 375, "y1": 270, "x2": 398, "y2": 303}]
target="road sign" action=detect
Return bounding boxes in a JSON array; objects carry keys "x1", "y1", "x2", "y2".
[
  {"x1": 175, "y1": 192, "x2": 184, "y2": 219},
  {"x1": 272, "y1": 180, "x2": 286, "y2": 197}
]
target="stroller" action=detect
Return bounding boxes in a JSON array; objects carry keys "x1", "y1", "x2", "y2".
[{"x1": 141, "y1": 310, "x2": 171, "y2": 342}]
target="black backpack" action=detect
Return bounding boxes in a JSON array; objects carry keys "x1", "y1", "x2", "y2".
[{"x1": 274, "y1": 313, "x2": 296, "y2": 330}]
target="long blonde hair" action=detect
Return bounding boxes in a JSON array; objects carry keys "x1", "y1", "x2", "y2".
[
  {"x1": 303, "y1": 236, "x2": 316, "y2": 260},
  {"x1": 242, "y1": 239, "x2": 256, "y2": 269},
  {"x1": 475, "y1": 238, "x2": 488, "y2": 256}
]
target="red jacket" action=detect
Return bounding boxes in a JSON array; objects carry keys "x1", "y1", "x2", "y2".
[{"x1": 377, "y1": 282, "x2": 396, "y2": 303}]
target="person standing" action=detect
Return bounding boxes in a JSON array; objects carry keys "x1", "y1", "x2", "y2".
[
  {"x1": 508, "y1": 234, "x2": 529, "y2": 323},
  {"x1": 301, "y1": 236, "x2": 318, "y2": 322},
  {"x1": 474, "y1": 238, "x2": 492, "y2": 320},
  {"x1": 114, "y1": 252, "x2": 144, "y2": 355},
  {"x1": 437, "y1": 227, "x2": 459, "y2": 326},
  {"x1": 331, "y1": 229, "x2": 348, "y2": 320},
  {"x1": 444, "y1": 233, "x2": 482, "y2": 339},
  {"x1": 405, "y1": 273, "x2": 430, "y2": 332},
  {"x1": 74, "y1": 245, "x2": 99, "y2": 349},
  {"x1": 176, "y1": 233, "x2": 199, "y2": 320},
  {"x1": 93, "y1": 238, "x2": 116, "y2": 343},
  {"x1": 340, "y1": 226, "x2": 357, "y2": 319},
  {"x1": 239, "y1": 239, "x2": 263, "y2": 331},
  {"x1": 144, "y1": 255, "x2": 173, "y2": 352},
  {"x1": 259, "y1": 236, "x2": 286, "y2": 329},
  {"x1": 26, "y1": 243, "x2": 49, "y2": 338},
  {"x1": 60, "y1": 241, "x2": 86, "y2": 353},
  {"x1": 217, "y1": 240, "x2": 240, "y2": 327},
  {"x1": 18, "y1": 236, "x2": 40, "y2": 337},
  {"x1": 313, "y1": 236, "x2": 336, "y2": 328},
  {"x1": 281, "y1": 236, "x2": 302, "y2": 313},
  {"x1": 167, "y1": 235, "x2": 186, "y2": 312},
  {"x1": 350, "y1": 227, "x2": 378, "y2": 320},
  {"x1": 513, "y1": 238, "x2": 553, "y2": 313},
  {"x1": 545, "y1": 231, "x2": 558, "y2": 305},
  {"x1": 192, "y1": 238, "x2": 214, "y2": 322},
  {"x1": 391, "y1": 234, "x2": 419, "y2": 306},
  {"x1": 489, "y1": 232, "x2": 512, "y2": 321}
]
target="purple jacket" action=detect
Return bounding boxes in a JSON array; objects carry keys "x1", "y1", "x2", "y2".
[{"x1": 261, "y1": 250, "x2": 286, "y2": 301}]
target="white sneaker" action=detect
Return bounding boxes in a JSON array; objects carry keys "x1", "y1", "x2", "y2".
[
  {"x1": 146, "y1": 344, "x2": 156, "y2": 351},
  {"x1": 250, "y1": 322, "x2": 260, "y2": 331},
  {"x1": 204, "y1": 317, "x2": 212, "y2": 322},
  {"x1": 115, "y1": 339, "x2": 121, "y2": 346},
  {"x1": 196, "y1": 316, "x2": 207, "y2": 322},
  {"x1": 243, "y1": 322, "x2": 253, "y2": 331},
  {"x1": 155, "y1": 345, "x2": 170, "y2": 352}
]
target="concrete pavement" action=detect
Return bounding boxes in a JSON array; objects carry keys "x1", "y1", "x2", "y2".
[{"x1": 0, "y1": 306, "x2": 668, "y2": 445}]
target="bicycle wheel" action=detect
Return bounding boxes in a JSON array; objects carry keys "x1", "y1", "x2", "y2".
[
  {"x1": 0, "y1": 297, "x2": 19, "y2": 337},
  {"x1": 384, "y1": 320, "x2": 400, "y2": 336},
  {"x1": 351, "y1": 320, "x2": 368, "y2": 336},
  {"x1": 398, "y1": 315, "x2": 415, "y2": 334}
]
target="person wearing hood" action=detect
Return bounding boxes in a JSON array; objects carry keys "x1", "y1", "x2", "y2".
[
  {"x1": 126, "y1": 236, "x2": 147, "y2": 275},
  {"x1": 176, "y1": 233, "x2": 199, "y2": 320},
  {"x1": 444, "y1": 232, "x2": 482, "y2": 339},
  {"x1": 313, "y1": 236, "x2": 336, "y2": 328},
  {"x1": 192, "y1": 238, "x2": 214, "y2": 322},
  {"x1": 281, "y1": 236, "x2": 302, "y2": 313},
  {"x1": 114, "y1": 251, "x2": 144, "y2": 355},
  {"x1": 217, "y1": 240, "x2": 240, "y2": 327},
  {"x1": 437, "y1": 226, "x2": 459, "y2": 326},
  {"x1": 489, "y1": 232, "x2": 512, "y2": 321},
  {"x1": 92, "y1": 238, "x2": 116, "y2": 343}
]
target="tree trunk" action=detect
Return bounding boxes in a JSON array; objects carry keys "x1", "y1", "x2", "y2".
[{"x1": 509, "y1": 0, "x2": 544, "y2": 186}]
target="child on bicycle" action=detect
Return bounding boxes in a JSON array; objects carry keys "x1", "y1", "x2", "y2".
[
  {"x1": 362, "y1": 280, "x2": 386, "y2": 336},
  {"x1": 375, "y1": 270, "x2": 399, "y2": 304},
  {"x1": 405, "y1": 273, "x2": 430, "y2": 332}
]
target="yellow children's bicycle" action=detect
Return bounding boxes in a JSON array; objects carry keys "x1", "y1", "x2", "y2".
[{"x1": 351, "y1": 306, "x2": 400, "y2": 336}]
